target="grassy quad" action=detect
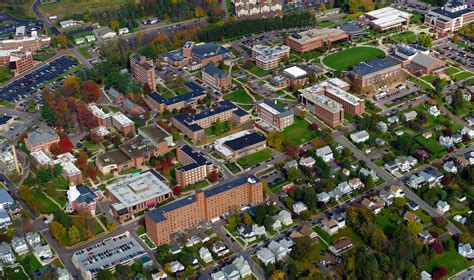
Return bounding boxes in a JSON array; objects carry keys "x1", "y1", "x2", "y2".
[
  {"x1": 0, "y1": 66, "x2": 14, "y2": 83},
  {"x1": 237, "y1": 148, "x2": 272, "y2": 169},
  {"x1": 281, "y1": 116, "x2": 318, "y2": 146},
  {"x1": 390, "y1": 31, "x2": 417, "y2": 43},
  {"x1": 453, "y1": 71, "x2": 473, "y2": 82},
  {"x1": 223, "y1": 89, "x2": 253, "y2": 104},
  {"x1": 40, "y1": 0, "x2": 130, "y2": 18},
  {"x1": 322, "y1": 47, "x2": 386, "y2": 71}
]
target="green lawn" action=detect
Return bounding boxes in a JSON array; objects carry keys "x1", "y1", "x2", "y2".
[
  {"x1": 35, "y1": 190, "x2": 60, "y2": 214},
  {"x1": 453, "y1": 71, "x2": 473, "y2": 82},
  {"x1": 237, "y1": 148, "x2": 272, "y2": 169},
  {"x1": 0, "y1": 100, "x2": 15, "y2": 108},
  {"x1": 247, "y1": 65, "x2": 270, "y2": 77},
  {"x1": 316, "y1": 21, "x2": 334, "y2": 27},
  {"x1": 422, "y1": 248, "x2": 474, "y2": 276},
  {"x1": 225, "y1": 162, "x2": 240, "y2": 174},
  {"x1": 20, "y1": 253, "x2": 42, "y2": 277},
  {"x1": 0, "y1": 66, "x2": 14, "y2": 83},
  {"x1": 140, "y1": 234, "x2": 156, "y2": 249},
  {"x1": 375, "y1": 209, "x2": 402, "y2": 234},
  {"x1": 414, "y1": 135, "x2": 445, "y2": 155},
  {"x1": 322, "y1": 47, "x2": 385, "y2": 71},
  {"x1": 223, "y1": 89, "x2": 253, "y2": 104},
  {"x1": 421, "y1": 75, "x2": 437, "y2": 83},
  {"x1": 41, "y1": 0, "x2": 130, "y2": 18},
  {"x1": 77, "y1": 47, "x2": 91, "y2": 59},
  {"x1": 281, "y1": 116, "x2": 317, "y2": 146},
  {"x1": 136, "y1": 226, "x2": 146, "y2": 236},
  {"x1": 446, "y1": 66, "x2": 461, "y2": 76},
  {"x1": 391, "y1": 31, "x2": 417, "y2": 43},
  {"x1": 3, "y1": 267, "x2": 29, "y2": 280}
]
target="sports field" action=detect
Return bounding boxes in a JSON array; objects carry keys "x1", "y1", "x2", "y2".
[{"x1": 322, "y1": 47, "x2": 385, "y2": 71}]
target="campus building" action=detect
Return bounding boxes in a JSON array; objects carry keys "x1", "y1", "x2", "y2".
[
  {"x1": 172, "y1": 100, "x2": 249, "y2": 142},
  {"x1": 285, "y1": 28, "x2": 348, "y2": 52},
  {"x1": 30, "y1": 151, "x2": 83, "y2": 185},
  {"x1": 96, "y1": 124, "x2": 174, "y2": 174},
  {"x1": 24, "y1": 128, "x2": 60, "y2": 153},
  {"x1": 145, "y1": 175, "x2": 263, "y2": 246},
  {"x1": 0, "y1": 50, "x2": 33, "y2": 74},
  {"x1": 160, "y1": 42, "x2": 229, "y2": 68},
  {"x1": 0, "y1": 115, "x2": 15, "y2": 132},
  {"x1": 254, "y1": 99, "x2": 294, "y2": 130},
  {"x1": 299, "y1": 78, "x2": 365, "y2": 117},
  {"x1": 175, "y1": 145, "x2": 217, "y2": 187},
  {"x1": 391, "y1": 44, "x2": 445, "y2": 76},
  {"x1": 424, "y1": 1, "x2": 474, "y2": 35},
  {"x1": 106, "y1": 170, "x2": 172, "y2": 222},
  {"x1": 213, "y1": 130, "x2": 267, "y2": 160},
  {"x1": 252, "y1": 44, "x2": 290, "y2": 70},
  {"x1": 88, "y1": 103, "x2": 135, "y2": 136},
  {"x1": 145, "y1": 81, "x2": 207, "y2": 113},
  {"x1": 299, "y1": 94, "x2": 344, "y2": 128},
  {"x1": 202, "y1": 64, "x2": 232, "y2": 90},
  {"x1": 130, "y1": 54, "x2": 156, "y2": 90},
  {"x1": 0, "y1": 27, "x2": 50, "y2": 52},
  {"x1": 365, "y1": 7, "x2": 411, "y2": 31},
  {"x1": 349, "y1": 58, "x2": 402, "y2": 94},
  {"x1": 233, "y1": 0, "x2": 282, "y2": 19}
]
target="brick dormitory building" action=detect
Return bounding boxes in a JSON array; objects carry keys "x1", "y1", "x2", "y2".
[
  {"x1": 285, "y1": 28, "x2": 348, "y2": 52},
  {"x1": 145, "y1": 175, "x2": 263, "y2": 246},
  {"x1": 349, "y1": 58, "x2": 402, "y2": 94},
  {"x1": 201, "y1": 64, "x2": 232, "y2": 90},
  {"x1": 159, "y1": 41, "x2": 229, "y2": 69},
  {"x1": 0, "y1": 49, "x2": 33, "y2": 75},
  {"x1": 95, "y1": 124, "x2": 174, "y2": 174},
  {"x1": 175, "y1": 145, "x2": 217, "y2": 187},
  {"x1": 145, "y1": 81, "x2": 207, "y2": 113},
  {"x1": 172, "y1": 100, "x2": 250, "y2": 142},
  {"x1": 130, "y1": 54, "x2": 156, "y2": 90},
  {"x1": 0, "y1": 27, "x2": 50, "y2": 52}
]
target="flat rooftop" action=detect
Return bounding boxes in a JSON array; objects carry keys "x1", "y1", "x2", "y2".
[
  {"x1": 283, "y1": 66, "x2": 307, "y2": 79},
  {"x1": 106, "y1": 170, "x2": 172, "y2": 208},
  {"x1": 72, "y1": 232, "x2": 146, "y2": 276},
  {"x1": 289, "y1": 28, "x2": 347, "y2": 44}
]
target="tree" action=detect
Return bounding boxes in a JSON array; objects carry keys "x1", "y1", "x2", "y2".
[
  {"x1": 393, "y1": 197, "x2": 407, "y2": 208},
  {"x1": 50, "y1": 221, "x2": 68, "y2": 246},
  {"x1": 267, "y1": 131, "x2": 287, "y2": 151},
  {"x1": 243, "y1": 60, "x2": 253, "y2": 69},
  {"x1": 348, "y1": 0, "x2": 359, "y2": 13},
  {"x1": 371, "y1": 228, "x2": 388, "y2": 250},
  {"x1": 68, "y1": 226, "x2": 81, "y2": 245},
  {"x1": 362, "y1": 0, "x2": 374, "y2": 11},
  {"x1": 431, "y1": 241, "x2": 444, "y2": 254},
  {"x1": 365, "y1": 174, "x2": 375, "y2": 189},
  {"x1": 195, "y1": 6, "x2": 206, "y2": 17},
  {"x1": 214, "y1": 118, "x2": 224, "y2": 136},
  {"x1": 96, "y1": 269, "x2": 114, "y2": 280},
  {"x1": 417, "y1": 33, "x2": 433, "y2": 48},
  {"x1": 286, "y1": 167, "x2": 300, "y2": 182},
  {"x1": 407, "y1": 220, "x2": 423, "y2": 236},
  {"x1": 86, "y1": 166, "x2": 98, "y2": 180},
  {"x1": 51, "y1": 35, "x2": 68, "y2": 49},
  {"x1": 271, "y1": 270, "x2": 285, "y2": 280},
  {"x1": 459, "y1": 232, "x2": 471, "y2": 244},
  {"x1": 433, "y1": 216, "x2": 447, "y2": 228},
  {"x1": 243, "y1": 212, "x2": 253, "y2": 226},
  {"x1": 82, "y1": 81, "x2": 101, "y2": 103},
  {"x1": 110, "y1": 20, "x2": 120, "y2": 32}
]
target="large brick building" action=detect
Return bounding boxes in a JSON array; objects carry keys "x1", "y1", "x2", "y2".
[
  {"x1": 172, "y1": 100, "x2": 249, "y2": 142},
  {"x1": 233, "y1": 0, "x2": 282, "y2": 19},
  {"x1": 145, "y1": 175, "x2": 263, "y2": 246},
  {"x1": 24, "y1": 128, "x2": 60, "y2": 153},
  {"x1": 391, "y1": 44, "x2": 445, "y2": 76},
  {"x1": 285, "y1": 28, "x2": 348, "y2": 53},
  {"x1": 175, "y1": 145, "x2": 217, "y2": 187},
  {"x1": 424, "y1": 1, "x2": 474, "y2": 36},
  {"x1": 0, "y1": 50, "x2": 33, "y2": 74},
  {"x1": 145, "y1": 81, "x2": 207, "y2": 113},
  {"x1": 214, "y1": 130, "x2": 267, "y2": 160},
  {"x1": 252, "y1": 44, "x2": 290, "y2": 70},
  {"x1": 299, "y1": 78, "x2": 365, "y2": 118},
  {"x1": 299, "y1": 94, "x2": 344, "y2": 128},
  {"x1": 254, "y1": 99, "x2": 294, "y2": 130},
  {"x1": 88, "y1": 103, "x2": 135, "y2": 136},
  {"x1": 0, "y1": 27, "x2": 50, "y2": 52},
  {"x1": 202, "y1": 64, "x2": 231, "y2": 90},
  {"x1": 160, "y1": 42, "x2": 229, "y2": 69},
  {"x1": 106, "y1": 170, "x2": 172, "y2": 222},
  {"x1": 130, "y1": 54, "x2": 156, "y2": 90},
  {"x1": 96, "y1": 124, "x2": 174, "y2": 174},
  {"x1": 349, "y1": 58, "x2": 402, "y2": 94}
]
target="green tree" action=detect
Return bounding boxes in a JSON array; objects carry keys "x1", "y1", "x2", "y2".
[
  {"x1": 459, "y1": 232, "x2": 471, "y2": 244},
  {"x1": 214, "y1": 118, "x2": 224, "y2": 136},
  {"x1": 348, "y1": 0, "x2": 360, "y2": 13},
  {"x1": 286, "y1": 167, "x2": 300, "y2": 181},
  {"x1": 371, "y1": 228, "x2": 388, "y2": 250},
  {"x1": 68, "y1": 226, "x2": 81, "y2": 245},
  {"x1": 393, "y1": 197, "x2": 407, "y2": 208},
  {"x1": 267, "y1": 131, "x2": 287, "y2": 151},
  {"x1": 407, "y1": 220, "x2": 423, "y2": 236},
  {"x1": 271, "y1": 270, "x2": 285, "y2": 280},
  {"x1": 96, "y1": 269, "x2": 114, "y2": 280},
  {"x1": 243, "y1": 212, "x2": 253, "y2": 226}
]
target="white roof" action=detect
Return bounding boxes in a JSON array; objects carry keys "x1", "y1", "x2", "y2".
[
  {"x1": 283, "y1": 66, "x2": 307, "y2": 78},
  {"x1": 366, "y1": 7, "x2": 410, "y2": 19},
  {"x1": 214, "y1": 130, "x2": 253, "y2": 158},
  {"x1": 30, "y1": 149, "x2": 52, "y2": 165},
  {"x1": 112, "y1": 113, "x2": 134, "y2": 126},
  {"x1": 316, "y1": 145, "x2": 333, "y2": 156}
]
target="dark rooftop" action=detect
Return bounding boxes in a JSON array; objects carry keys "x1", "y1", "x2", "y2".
[
  {"x1": 191, "y1": 43, "x2": 229, "y2": 60},
  {"x1": 0, "y1": 115, "x2": 13, "y2": 125},
  {"x1": 96, "y1": 149, "x2": 131, "y2": 166},
  {"x1": 176, "y1": 145, "x2": 212, "y2": 172},
  {"x1": 204, "y1": 175, "x2": 260, "y2": 198},
  {"x1": 203, "y1": 64, "x2": 229, "y2": 78},
  {"x1": 223, "y1": 132, "x2": 266, "y2": 151},
  {"x1": 430, "y1": 6, "x2": 473, "y2": 19},
  {"x1": 148, "y1": 81, "x2": 205, "y2": 106},
  {"x1": 352, "y1": 58, "x2": 399, "y2": 76}
]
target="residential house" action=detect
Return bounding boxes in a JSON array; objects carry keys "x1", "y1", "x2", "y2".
[
  {"x1": 387, "y1": 115, "x2": 399, "y2": 125},
  {"x1": 452, "y1": 133, "x2": 463, "y2": 144},
  {"x1": 443, "y1": 161, "x2": 458, "y2": 173},
  {"x1": 321, "y1": 214, "x2": 346, "y2": 235},
  {"x1": 211, "y1": 242, "x2": 229, "y2": 257},
  {"x1": 238, "y1": 225, "x2": 256, "y2": 243},
  {"x1": 329, "y1": 237, "x2": 353, "y2": 256},
  {"x1": 376, "y1": 121, "x2": 388, "y2": 132},
  {"x1": 437, "y1": 200, "x2": 450, "y2": 213},
  {"x1": 384, "y1": 156, "x2": 417, "y2": 174},
  {"x1": 299, "y1": 225, "x2": 318, "y2": 239},
  {"x1": 461, "y1": 127, "x2": 474, "y2": 139},
  {"x1": 256, "y1": 248, "x2": 275, "y2": 266},
  {"x1": 199, "y1": 247, "x2": 213, "y2": 263},
  {"x1": 439, "y1": 136, "x2": 454, "y2": 148},
  {"x1": 0, "y1": 242, "x2": 15, "y2": 264},
  {"x1": 419, "y1": 230, "x2": 435, "y2": 244},
  {"x1": 408, "y1": 201, "x2": 419, "y2": 211},
  {"x1": 0, "y1": 209, "x2": 11, "y2": 229},
  {"x1": 350, "y1": 130, "x2": 369, "y2": 144},
  {"x1": 299, "y1": 157, "x2": 315, "y2": 167},
  {"x1": 268, "y1": 239, "x2": 293, "y2": 261},
  {"x1": 213, "y1": 256, "x2": 251, "y2": 279},
  {"x1": 252, "y1": 224, "x2": 266, "y2": 237},
  {"x1": 11, "y1": 236, "x2": 28, "y2": 255},
  {"x1": 316, "y1": 146, "x2": 333, "y2": 162},
  {"x1": 458, "y1": 243, "x2": 474, "y2": 259},
  {"x1": 453, "y1": 215, "x2": 467, "y2": 224},
  {"x1": 317, "y1": 192, "x2": 331, "y2": 203},
  {"x1": 404, "y1": 211, "x2": 420, "y2": 223},
  {"x1": 169, "y1": 261, "x2": 185, "y2": 273},
  {"x1": 403, "y1": 111, "x2": 418, "y2": 122},
  {"x1": 428, "y1": 106, "x2": 440, "y2": 117},
  {"x1": 359, "y1": 168, "x2": 379, "y2": 182},
  {"x1": 277, "y1": 210, "x2": 293, "y2": 226},
  {"x1": 293, "y1": 201, "x2": 308, "y2": 214},
  {"x1": 34, "y1": 244, "x2": 53, "y2": 263},
  {"x1": 0, "y1": 189, "x2": 14, "y2": 209},
  {"x1": 361, "y1": 197, "x2": 385, "y2": 214},
  {"x1": 283, "y1": 160, "x2": 298, "y2": 170},
  {"x1": 25, "y1": 232, "x2": 41, "y2": 246}
]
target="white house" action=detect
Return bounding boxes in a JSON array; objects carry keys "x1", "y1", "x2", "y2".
[
  {"x1": 11, "y1": 236, "x2": 28, "y2": 255},
  {"x1": 403, "y1": 111, "x2": 418, "y2": 121},
  {"x1": 0, "y1": 209, "x2": 11, "y2": 229},
  {"x1": 317, "y1": 192, "x2": 331, "y2": 203},
  {"x1": 277, "y1": 210, "x2": 293, "y2": 226},
  {"x1": 238, "y1": 225, "x2": 256, "y2": 243},
  {"x1": 443, "y1": 161, "x2": 458, "y2": 173},
  {"x1": 461, "y1": 127, "x2": 474, "y2": 139},
  {"x1": 169, "y1": 261, "x2": 185, "y2": 273},
  {"x1": 376, "y1": 121, "x2": 388, "y2": 132},
  {"x1": 458, "y1": 243, "x2": 474, "y2": 259},
  {"x1": 439, "y1": 136, "x2": 454, "y2": 148},
  {"x1": 0, "y1": 242, "x2": 15, "y2": 264},
  {"x1": 118, "y1": 27, "x2": 130, "y2": 35},
  {"x1": 25, "y1": 232, "x2": 41, "y2": 246},
  {"x1": 268, "y1": 240, "x2": 290, "y2": 261},
  {"x1": 436, "y1": 200, "x2": 450, "y2": 213},
  {"x1": 428, "y1": 106, "x2": 440, "y2": 117},
  {"x1": 59, "y1": 19, "x2": 84, "y2": 28},
  {"x1": 299, "y1": 157, "x2": 315, "y2": 167},
  {"x1": 219, "y1": 256, "x2": 251, "y2": 279},
  {"x1": 74, "y1": 38, "x2": 86, "y2": 45},
  {"x1": 34, "y1": 244, "x2": 53, "y2": 263},
  {"x1": 453, "y1": 215, "x2": 467, "y2": 224},
  {"x1": 292, "y1": 201, "x2": 308, "y2": 214},
  {"x1": 252, "y1": 224, "x2": 266, "y2": 237},
  {"x1": 387, "y1": 115, "x2": 399, "y2": 125},
  {"x1": 0, "y1": 189, "x2": 14, "y2": 209},
  {"x1": 199, "y1": 247, "x2": 213, "y2": 263},
  {"x1": 350, "y1": 130, "x2": 369, "y2": 144},
  {"x1": 316, "y1": 146, "x2": 333, "y2": 162},
  {"x1": 256, "y1": 247, "x2": 275, "y2": 265},
  {"x1": 85, "y1": 35, "x2": 96, "y2": 42},
  {"x1": 271, "y1": 217, "x2": 282, "y2": 231}
]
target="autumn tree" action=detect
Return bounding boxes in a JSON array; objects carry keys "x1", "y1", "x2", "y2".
[
  {"x1": 407, "y1": 220, "x2": 423, "y2": 236},
  {"x1": 370, "y1": 228, "x2": 387, "y2": 250},
  {"x1": 81, "y1": 81, "x2": 101, "y2": 103},
  {"x1": 348, "y1": 0, "x2": 360, "y2": 13},
  {"x1": 362, "y1": 0, "x2": 374, "y2": 11},
  {"x1": 243, "y1": 212, "x2": 253, "y2": 226},
  {"x1": 195, "y1": 6, "x2": 206, "y2": 17},
  {"x1": 50, "y1": 221, "x2": 68, "y2": 246},
  {"x1": 110, "y1": 20, "x2": 120, "y2": 32},
  {"x1": 271, "y1": 270, "x2": 285, "y2": 280}
]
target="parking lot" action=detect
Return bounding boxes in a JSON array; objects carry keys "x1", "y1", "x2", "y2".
[
  {"x1": 436, "y1": 42, "x2": 474, "y2": 69},
  {"x1": 0, "y1": 56, "x2": 77, "y2": 103}
]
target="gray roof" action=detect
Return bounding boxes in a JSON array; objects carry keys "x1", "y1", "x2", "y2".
[
  {"x1": 0, "y1": 189, "x2": 14, "y2": 206},
  {"x1": 203, "y1": 64, "x2": 228, "y2": 78},
  {"x1": 25, "y1": 129, "x2": 59, "y2": 147},
  {"x1": 410, "y1": 53, "x2": 439, "y2": 68},
  {"x1": 352, "y1": 58, "x2": 399, "y2": 76}
]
